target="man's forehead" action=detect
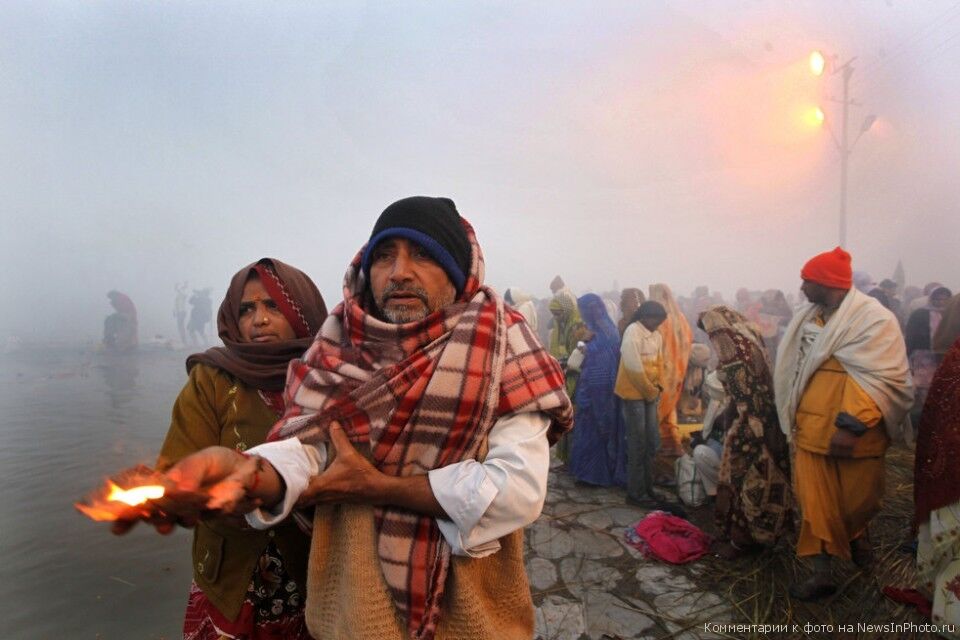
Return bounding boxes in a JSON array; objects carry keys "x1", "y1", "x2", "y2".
[{"x1": 373, "y1": 236, "x2": 432, "y2": 253}]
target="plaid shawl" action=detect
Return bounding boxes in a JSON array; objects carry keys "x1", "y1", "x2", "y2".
[{"x1": 268, "y1": 217, "x2": 572, "y2": 640}]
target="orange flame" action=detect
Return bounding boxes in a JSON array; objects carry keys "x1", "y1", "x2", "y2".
[
  {"x1": 107, "y1": 482, "x2": 165, "y2": 506},
  {"x1": 76, "y1": 478, "x2": 166, "y2": 522}
]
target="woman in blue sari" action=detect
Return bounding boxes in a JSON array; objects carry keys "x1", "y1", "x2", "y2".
[{"x1": 570, "y1": 293, "x2": 627, "y2": 486}]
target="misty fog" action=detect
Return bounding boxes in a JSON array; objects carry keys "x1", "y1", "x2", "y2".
[{"x1": 3, "y1": 1, "x2": 958, "y2": 343}]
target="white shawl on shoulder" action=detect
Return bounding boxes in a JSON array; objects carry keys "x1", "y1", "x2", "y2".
[{"x1": 774, "y1": 288, "x2": 914, "y2": 443}]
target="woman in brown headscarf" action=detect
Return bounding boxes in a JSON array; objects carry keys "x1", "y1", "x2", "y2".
[{"x1": 158, "y1": 258, "x2": 327, "y2": 640}]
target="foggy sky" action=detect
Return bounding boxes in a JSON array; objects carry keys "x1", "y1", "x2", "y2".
[{"x1": 3, "y1": 1, "x2": 958, "y2": 342}]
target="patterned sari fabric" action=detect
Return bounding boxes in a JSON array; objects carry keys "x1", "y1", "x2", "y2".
[
  {"x1": 915, "y1": 341, "x2": 960, "y2": 632},
  {"x1": 915, "y1": 339, "x2": 960, "y2": 530},
  {"x1": 184, "y1": 542, "x2": 310, "y2": 640},
  {"x1": 649, "y1": 284, "x2": 692, "y2": 456},
  {"x1": 570, "y1": 294, "x2": 626, "y2": 486},
  {"x1": 699, "y1": 306, "x2": 793, "y2": 547},
  {"x1": 268, "y1": 217, "x2": 573, "y2": 640}
]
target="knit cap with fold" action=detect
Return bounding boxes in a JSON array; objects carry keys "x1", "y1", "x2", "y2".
[
  {"x1": 801, "y1": 246, "x2": 853, "y2": 290},
  {"x1": 361, "y1": 196, "x2": 472, "y2": 295}
]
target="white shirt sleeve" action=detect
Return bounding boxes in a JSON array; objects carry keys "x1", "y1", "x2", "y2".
[
  {"x1": 244, "y1": 412, "x2": 552, "y2": 559},
  {"x1": 244, "y1": 439, "x2": 327, "y2": 529},
  {"x1": 428, "y1": 412, "x2": 551, "y2": 558}
]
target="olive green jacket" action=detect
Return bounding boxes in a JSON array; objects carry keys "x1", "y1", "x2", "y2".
[{"x1": 158, "y1": 363, "x2": 311, "y2": 621}]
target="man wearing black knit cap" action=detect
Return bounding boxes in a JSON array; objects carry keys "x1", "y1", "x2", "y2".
[
  {"x1": 360, "y1": 196, "x2": 472, "y2": 323},
  {"x1": 139, "y1": 196, "x2": 574, "y2": 640}
]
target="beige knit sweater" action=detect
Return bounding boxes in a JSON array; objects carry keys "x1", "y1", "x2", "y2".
[{"x1": 305, "y1": 502, "x2": 534, "y2": 639}]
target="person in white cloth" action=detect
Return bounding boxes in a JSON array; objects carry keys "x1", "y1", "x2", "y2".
[{"x1": 774, "y1": 246, "x2": 913, "y2": 601}]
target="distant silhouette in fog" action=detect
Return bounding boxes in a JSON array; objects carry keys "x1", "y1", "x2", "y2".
[
  {"x1": 187, "y1": 288, "x2": 213, "y2": 345},
  {"x1": 103, "y1": 290, "x2": 137, "y2": 352},
  {"x1": 173, "y1": 281, "x2": 188, "y2": 346}
]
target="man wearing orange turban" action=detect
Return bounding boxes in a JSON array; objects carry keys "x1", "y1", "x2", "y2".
[{"x1": 774, "y1": 247, "x2": 913, "y2": 600}]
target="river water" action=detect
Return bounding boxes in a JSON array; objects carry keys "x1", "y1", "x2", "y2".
[{"x1": 1, "y1": 346, "x2": 196, "y2": 639}]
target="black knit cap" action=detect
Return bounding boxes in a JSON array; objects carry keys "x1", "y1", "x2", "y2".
[
  {"x1": 361, "y1": 196, "x2": 472, "y2": 294},
  {"x1": 632, "y1": 300, "x2": 667, "y2": 324}
]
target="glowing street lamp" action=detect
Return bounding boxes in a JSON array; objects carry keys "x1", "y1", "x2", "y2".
[
  {"x1": 809, "y1": 50, "x2": 826, "y2": 76},
  {"x1": 807, "y1": 49, "x2": 872, "y2": 247},
  {"x1": 812, "y1": 106, "x2": 825, "y2": 127}
]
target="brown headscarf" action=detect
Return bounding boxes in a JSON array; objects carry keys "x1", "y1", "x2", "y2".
[{"x1": 186, "y1": 258, "x2": 327, "y2": 391}]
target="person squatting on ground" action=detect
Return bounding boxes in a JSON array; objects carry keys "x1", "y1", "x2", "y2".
[{"x1": 774, "y1": 247, "x2": 913, "y2": 601}]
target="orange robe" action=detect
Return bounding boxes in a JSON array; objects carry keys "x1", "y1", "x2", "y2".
[
  {"x1": 794, "y1": 356, "x2": 888, "y2": 560},
  {"x1": 656, "y1": 315, "x2": 691, "y2": 457}
]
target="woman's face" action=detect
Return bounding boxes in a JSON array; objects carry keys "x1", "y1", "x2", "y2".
[{"x1": 238, "y1": 277, "x2": 297, "y2": 343}]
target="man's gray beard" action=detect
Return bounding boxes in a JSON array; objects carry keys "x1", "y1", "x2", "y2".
[
  {"x1": 377, "y1": 282, "x2": 456, "y2": 324},
  {"x1": 382, "y1": 305, "x2": 429, "y2": 324}
]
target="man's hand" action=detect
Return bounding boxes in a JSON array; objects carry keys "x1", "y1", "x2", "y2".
[
  {"x1": 297, "y1": 423, "x2": 448, "y2": 519},
  {"x1": 297, "y1": 423, "x2": 383, "y2": 507},
  {"x1": 828, "y1": 428, "x2": 859, "y2": 458}
]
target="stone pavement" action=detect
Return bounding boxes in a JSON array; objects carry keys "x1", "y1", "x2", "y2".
[{"x1": 525, "y1": 461, "x2": 731, "y2": 640}]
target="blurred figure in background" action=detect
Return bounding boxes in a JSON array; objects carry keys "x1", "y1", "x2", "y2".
[
  {"x1": 103, "y1": 290, "x2": 138, "y2": 352},
  {"x1": 908, "y1": 282, "x2": 946, "y2": 315},
  {"x1": 691, "y1": 370, "x2": 729, "y2": 501},
  {"x1": 649, "y1": 283, "x2": 693, "y2": 485},
  {"x1": 933, "y1": 294, "x2": 960, "y2": 354},
  {"x1": 174, "y1": 281, "x2": 188, "y2": 346},
  {"x1": 615, "y1": 301, "x2": 667, "y2": 506},
  {"x1": 906, "y1": 286, "x2": 953, "y2": 356},
  {"x1": 549, "y1": 288, "x2": 583, "y2": 399},
  {"x1": 569, "y1": 294, "x2": 626, "y2": 487},
  {"x1": 188, "y1": 287, "x2": 214, "y2": 346},
  {"x1": 618, "y1": 287, "x2": 646, "y2": 336},
  {"x1": 878, "y1": 279, "x2": 901, "y2": 318},
  {"x1": 504, "y1": 287, "x2": 538, "y2": 334}
]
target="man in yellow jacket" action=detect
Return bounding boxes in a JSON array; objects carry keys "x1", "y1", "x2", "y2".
[
  {"x1": 615, "y1": 300, "x2": 667, "y2": 507},
  {"x1": 774, "y1": 247, "x2": 913, "y2": 601}
]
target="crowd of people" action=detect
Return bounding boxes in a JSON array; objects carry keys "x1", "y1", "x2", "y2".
[
  {"x1": 103, "y1": 197, "x2": 958, "y2": 639},
  {"x1": 529, "y1": 247, "x2": 958, "y2": 627}
]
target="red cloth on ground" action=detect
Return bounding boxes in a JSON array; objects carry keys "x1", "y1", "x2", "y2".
[
  {"x1": 882, "y1": 586, "x2": 932, "y2": 618},
  {"x1": 627, "y1": 511, "x2": 712, "y2": 564},
  {"x1": 801, "y1": 247, "x2": 853, "y2": 289}
]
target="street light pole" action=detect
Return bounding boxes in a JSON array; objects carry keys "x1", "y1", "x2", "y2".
[
  {"x1": 838, "y1": 62, "x2": 853, "y2": 248},
  {"x1": 812, "y1": 53, "x2": 871, "y2": 248}
]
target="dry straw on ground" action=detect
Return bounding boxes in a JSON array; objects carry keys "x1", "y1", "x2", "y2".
[{"x1": 690, "y1": 445, "x2": 931, "y2": 640}]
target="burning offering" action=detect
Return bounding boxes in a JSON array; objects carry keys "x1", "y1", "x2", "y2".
[{"x1": 75, "y1": 465, "x2": 170, "y2": 522}]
